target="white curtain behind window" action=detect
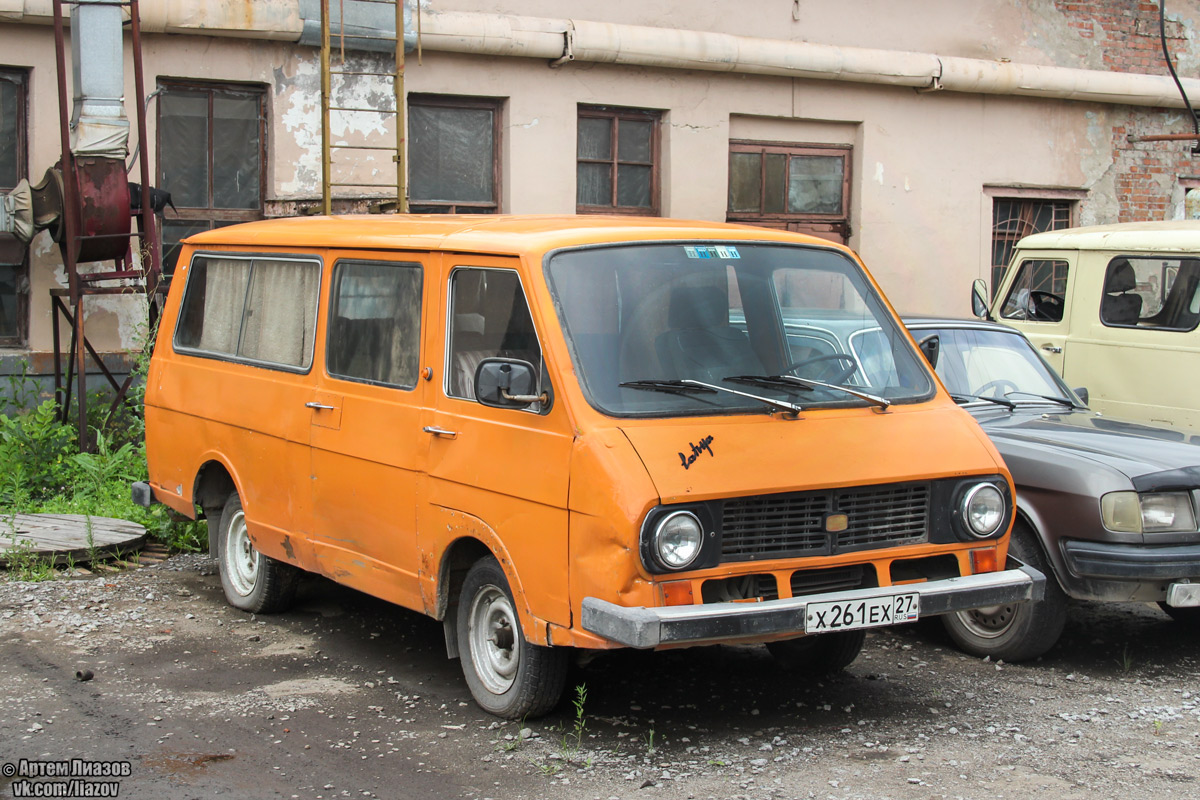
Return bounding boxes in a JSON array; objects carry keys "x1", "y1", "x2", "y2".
[
  {"x1": 196, "y1": 258, "x2": 251, "y2": 354},
  {"x1": 239, "y1": 259, "x2": 319, "y2": 368}
]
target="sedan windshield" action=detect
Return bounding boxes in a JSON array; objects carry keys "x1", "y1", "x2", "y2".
[
  {"x1": 544, "y1": 242, "x2": 934, "y2": 417},
  {"x1": 915, "y1": 326, "x2": 1076, "y2": 406}
]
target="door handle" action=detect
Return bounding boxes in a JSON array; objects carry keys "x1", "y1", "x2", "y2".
[
  {"x1": 1040, "y1": 344, "x2": 1063, "y2": 354},
  {"x1": 305, "y1": 401, "x2": 337, "y2": 410},
  {"x1": 423, "y1": 426, "x2": 459, "y2": 439}
]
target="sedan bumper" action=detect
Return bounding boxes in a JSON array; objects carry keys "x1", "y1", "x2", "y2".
[
  {"x1": 1063, "y1": 540, "x2": 1200, "y2": 581},
  {"x1": 581, "y1": 563, "x2": 1045, "y2": 649}
]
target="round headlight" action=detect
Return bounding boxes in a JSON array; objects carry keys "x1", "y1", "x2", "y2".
[
  {"x1": 654, "y1": 511, "x2": 703, "y2": 569},
  {"x1": 962, "y1": 483, "x2": 1005, "y2": 538}
]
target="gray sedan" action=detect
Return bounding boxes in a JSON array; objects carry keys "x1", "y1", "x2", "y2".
[{"x1": 905, "y1": 317, "x2": 1200, "y2": 661}]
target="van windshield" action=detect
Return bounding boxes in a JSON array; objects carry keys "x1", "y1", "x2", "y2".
[{"x1": 545, "y1": 242, "x2": 934, "y2": 417}]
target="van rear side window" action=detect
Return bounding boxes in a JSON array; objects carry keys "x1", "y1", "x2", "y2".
[
  {"x1": 175, "y1": 254, "x2": 321, "y2": 370},
  {"x1": 327, "y1": 260, "x2": 423, "y2": 388}
]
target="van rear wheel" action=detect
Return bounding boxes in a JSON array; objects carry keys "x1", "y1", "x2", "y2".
[
  {"x1": 217, "y1": 493, "x2": 299, "y2": 614},
  {"x1": 456, "y1": 557, "x2": 567, "y2": 719}
]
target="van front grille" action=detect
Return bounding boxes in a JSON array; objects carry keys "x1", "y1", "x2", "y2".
[{"x1": 721, "y1": 482, "x2": 930, "y2": 561}]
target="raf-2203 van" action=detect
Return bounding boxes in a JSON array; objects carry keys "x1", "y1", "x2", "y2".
[{"x1": 136, "y1": 215, "x2": 1043, "y2": 718}]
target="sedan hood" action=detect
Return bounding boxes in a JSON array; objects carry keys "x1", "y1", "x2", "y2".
[
  {"x1": 971, "y1": 405, "x2": 1200, "y2": 485},
  {"x1": 619, "y1": 404, "x2": 1004, "y2": 504}
]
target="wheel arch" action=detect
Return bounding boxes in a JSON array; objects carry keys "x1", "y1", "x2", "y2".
[
  {"x1": 434, "y1": 531, "x2": 542, "y2": 657},
  {"x1": 193, "y1": 458, "x2": 238, "y2": 557}
]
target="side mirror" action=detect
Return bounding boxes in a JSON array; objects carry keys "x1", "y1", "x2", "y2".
[
  {"x1": 475, "y1": 358, "x2": 547, "y2": 410},
  {"x1": 917, "y1": 334, "x2": 940, "y2": 369},
  {"x1": 971, "y1": 279, "x2": 992, "y2": 320},
  {"x1": 1073, "y1": 386, "x2": 1089, "y2": 405}
]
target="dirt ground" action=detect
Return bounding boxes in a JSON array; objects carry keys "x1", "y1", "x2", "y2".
[{"x1": 2, "y1": 554, "x2": 1198, "y2": 800}]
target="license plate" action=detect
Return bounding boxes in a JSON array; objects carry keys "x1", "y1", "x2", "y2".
[{"x1": 805, "y1": 592, "x2": 920, "y2": 633}]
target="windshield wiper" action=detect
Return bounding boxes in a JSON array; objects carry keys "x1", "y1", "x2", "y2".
[
  {"x1": 620, "y1": 378, "x2": 803, "y2": 415},
  {"x1": 950, "y1": 393, "x2": 1016, "y2": 410},
  {"x1": 1003, "y1": 390, "x2": 1082, "y2": 409},
  {"x1": 727, "y1": 374, "x2": 891, "y2": 411}
]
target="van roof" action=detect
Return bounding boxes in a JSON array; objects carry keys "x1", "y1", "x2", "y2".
[
  {"x1": 1016, "y1": 220, "x2": 1200, "y2": 252},
  {"x1": 184, "y1": 214, "x2": 840, "y2": 255}
]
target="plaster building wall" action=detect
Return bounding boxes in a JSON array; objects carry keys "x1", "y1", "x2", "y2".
[{"x1": 1, "y1": 0, "x2": 1199, "y2": 373}]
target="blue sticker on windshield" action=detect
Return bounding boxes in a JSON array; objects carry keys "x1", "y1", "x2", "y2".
[{"x1": 684, "y1": 245, "x2": 740, "y2": 260}]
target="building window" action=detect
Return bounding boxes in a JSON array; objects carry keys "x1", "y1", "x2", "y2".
[
  {"x1": 157, "y1": 82, "x2": 266, "y2": 273},
  {"x1": 990, "y1": 198, "x2": 1073, "y2": 294},
  {"x1": 1, "y1": 67, "x2": 28, "y2": 346},
  {"x1": 577, "y1": 106, "x2": 660, "y2": 215},
  {"x1": 409, "y1": 95, "x2": 501, "y2": 214},
  {"x1": 726, "y1": 141, "x2": 851, "y2": 243}
]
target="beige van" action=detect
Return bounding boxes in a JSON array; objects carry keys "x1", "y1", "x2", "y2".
[{"x1": 981, "y1": 221, "x2": 1200, "y2": 436}]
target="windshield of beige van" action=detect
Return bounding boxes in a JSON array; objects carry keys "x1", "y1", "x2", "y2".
[{"x1": 545, "y1": 242, "x2": 934, "y2": 416}]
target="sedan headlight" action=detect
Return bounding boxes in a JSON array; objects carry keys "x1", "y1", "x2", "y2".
[
  {"x1": 653, "y1": 511, "x2": 704, "y2": 569},
  {"x1": 1101, "y1": 491, "x2": 1198, "y2": 533},
  {"x1": 961, "y1": 483, "x2": 1006, "y2": 538}
]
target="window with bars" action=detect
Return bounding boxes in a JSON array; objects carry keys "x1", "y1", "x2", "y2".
[
  {"x1": 991, "y1": 198, "x2": 1073, "y2": 294},
  {"x1": 157, "y1": 82, "x2": 266, "y2": 274},
  {"x1": 576, "y1": 106, "x2": 661, "y2": 215},
  {"x1": 726, "y1": 141, "x2": 851, "y2": 243},
  {"x1": 408, "y1": 95, "x2": 501, "y2": 214},
  {"x1": 0, "y1": 67, "x2": 28, "y2": 346}
]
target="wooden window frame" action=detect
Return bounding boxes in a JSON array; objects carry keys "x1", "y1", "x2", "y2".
[
  {"x1": 726, "y1": 140, "x2": 852, "y2": 238},
  {"x1": 0, "y1": 67, "x2": 29, "y2": 347},
  {"x1": 156, "y1": 80, "x2": 267, "y2": 223},
  {"x1": 576, "y1": 105, "x2": 661, "y2": 216},
  {"x1": 407, "y1": 95, "x2": 502, "y2": 214}
]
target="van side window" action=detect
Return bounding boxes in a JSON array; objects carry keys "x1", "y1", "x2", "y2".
[
  {"x1": 1100, "y1": 256, "x2": 1200, "y2": 331},
  {"x1": 447, "y1": 268, "x2": 542, "y2": 400},
  {"x1": 175, "y1": 255, "x2": 321, "y2": 369},
  {"x1": 327, "y1": 261, "x2": 423, "y2": 388},
  {"x1": 999, "y1": 259, "x2": 1069, "y2": 322}
]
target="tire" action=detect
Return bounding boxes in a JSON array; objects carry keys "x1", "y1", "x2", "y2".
[
  {"x1": 217, "y1": 492, "x2": 299, "y2": 614},
  {"x1": 1158, "y1": 602, "x2": 1200, "y2": 625},
  {"x1": 941, "y1": 521, "x2": 1066, "y2": 661},
  {"x1": 767, "y1": 629, "x2": 866, "y2": 674},
  {"x1": 456, "y1": 557, "x2": 568, "y2": 719}
]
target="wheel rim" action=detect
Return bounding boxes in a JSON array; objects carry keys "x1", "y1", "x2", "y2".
[
  {"x1": 224, "y1": 509, "x2": 258, "y2": 597},
  {"x1": 955, "y1": 604, "x2": 1017, "y2": 639},
  {"x1": 467, "y1": 583, "x2": 519, "y2": 695}
]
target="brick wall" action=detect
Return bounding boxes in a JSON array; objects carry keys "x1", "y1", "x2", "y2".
[{"x1": 1057, "y1": 0, "x2": 1200, "y2": 221}]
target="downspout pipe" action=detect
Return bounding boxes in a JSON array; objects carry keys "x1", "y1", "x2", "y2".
[{"x1": 4, "y1": 2, "x2": 1199, "y2": 109}]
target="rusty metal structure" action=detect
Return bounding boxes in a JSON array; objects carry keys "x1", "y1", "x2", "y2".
[
  {"x1": 47, "y1": 0, "x2": 162, "y2": 449},
  {"x1": 320, "y1": 0, "x2": 409, "y2": 214}
]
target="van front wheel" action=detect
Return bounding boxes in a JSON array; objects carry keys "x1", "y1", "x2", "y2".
[
  {"x1": 456, "y1": 557, "x2": 567, "y2": 719},
  {"x1": 217, "y1": 493, "x2": 299, "y2": 614}
]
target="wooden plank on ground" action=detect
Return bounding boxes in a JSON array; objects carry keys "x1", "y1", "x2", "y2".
[{"x1": 0, "y1": 514, "x2": 148, "y2": 568}]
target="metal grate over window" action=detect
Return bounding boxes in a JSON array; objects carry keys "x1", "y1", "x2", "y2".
[{"x1": 721, "y1": 482, "x2": 930, "y2": 561}]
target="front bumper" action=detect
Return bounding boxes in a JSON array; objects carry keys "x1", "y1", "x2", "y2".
[
  {"x1": 1062, "y1": 540, "x2": 1200, "y2": 581},
  {"x1": 581, "y1": 563, "x2": 1045, "y2": 649}
]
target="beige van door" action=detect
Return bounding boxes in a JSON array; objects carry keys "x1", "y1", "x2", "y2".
[
  {"x1": 308, "y1": 254, "x2": 431, "y2": 612},
  {"x1": 991, "y1": 252, "x2": 1075, "y2": 374}
]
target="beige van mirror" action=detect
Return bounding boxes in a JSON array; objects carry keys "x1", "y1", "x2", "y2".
[{"x1": 971, "y1": 279, "x2": 991, "y2": 320}]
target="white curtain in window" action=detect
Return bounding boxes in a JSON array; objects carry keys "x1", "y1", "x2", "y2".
[
  {"x1": 196, "y1": 258, "x2": 251, "y2": 355},
  {"x1": 238, "y1": 260, "x2": 319, "y2": 367}
]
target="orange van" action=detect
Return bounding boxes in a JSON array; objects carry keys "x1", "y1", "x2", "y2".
[{"x1": 135, "y1": 215, "x2": 1042, "y2": 718}]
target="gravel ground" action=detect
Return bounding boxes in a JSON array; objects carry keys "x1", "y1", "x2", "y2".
[{"x1": 2, "y1": 553, "x2": 1198, "y2": 799}]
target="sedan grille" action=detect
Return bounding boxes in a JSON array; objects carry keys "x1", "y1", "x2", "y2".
[{"x1": 721, "y1": 482, "x2": 930, "y2": 561}]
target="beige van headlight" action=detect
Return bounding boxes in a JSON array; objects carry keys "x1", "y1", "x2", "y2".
[
  {"x1": 1101, "y1": 491, "x2": 1198, "y2": 533},
  {"x1": 962, "y1": 483, "x2": 1006, "y2": 538},
  {"x1": 653, "y1": 511, "x2": 704, "y2": 569}
]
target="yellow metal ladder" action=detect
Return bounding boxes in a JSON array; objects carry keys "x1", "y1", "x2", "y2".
[{"x1": 319, "y1": 0, "x2": 408, "y2": 214}]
